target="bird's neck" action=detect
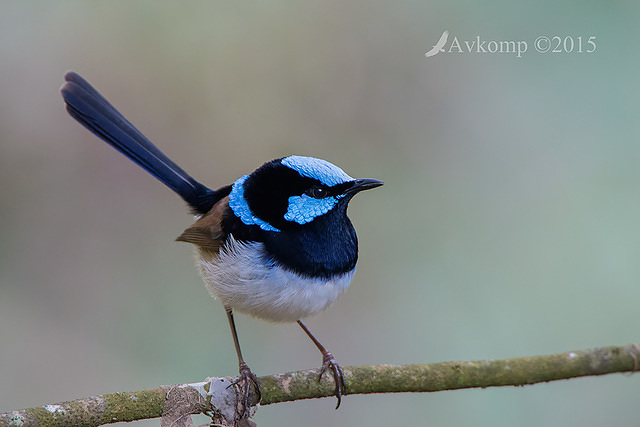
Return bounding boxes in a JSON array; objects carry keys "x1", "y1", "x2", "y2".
[{"x1": 224, "y1": 208, "x2": 359, "y2": 279}]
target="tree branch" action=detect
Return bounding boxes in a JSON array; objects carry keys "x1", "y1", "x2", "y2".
[{"x1": 2, "y1": 344, "x2": 638, "y2": 427}]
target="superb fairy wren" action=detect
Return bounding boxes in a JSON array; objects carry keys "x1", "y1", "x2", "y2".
[{"x1": 60, "y1": 72, "x2": 382, "y2": 414}]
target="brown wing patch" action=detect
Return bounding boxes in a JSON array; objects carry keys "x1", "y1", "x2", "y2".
[{"x1": 176, "y1": 196, "x2": 229, "y2": 252}]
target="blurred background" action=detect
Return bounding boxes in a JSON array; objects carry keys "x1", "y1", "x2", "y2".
[{"x1": 1, "y1": 1, "x2": 639, "y2": 426}]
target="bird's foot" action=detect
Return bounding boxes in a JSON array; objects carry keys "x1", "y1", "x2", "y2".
[
  {"x1": 229, "y1": 361, "x2": 261, "y2": 421},
  {"x1": 318, "y1": 350, "x2": 346, "y2": 409}
]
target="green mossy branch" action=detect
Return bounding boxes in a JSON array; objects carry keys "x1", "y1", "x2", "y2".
[{"x1": 2, "y1": 344, "x2": 638, "y2": 427}]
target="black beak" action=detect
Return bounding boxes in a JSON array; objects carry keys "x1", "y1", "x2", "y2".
[{"x1": 344, "y1": 178, "x2": 384, "y2": 196}]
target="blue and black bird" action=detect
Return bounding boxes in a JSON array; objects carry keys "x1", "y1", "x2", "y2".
[{"x1": 60, "y1": 71, "x2": 382, "y2": 413}]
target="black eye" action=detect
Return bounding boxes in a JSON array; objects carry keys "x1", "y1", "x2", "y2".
[{"x1": 306, "y1": 186, "x2": 328, "y2": 199}]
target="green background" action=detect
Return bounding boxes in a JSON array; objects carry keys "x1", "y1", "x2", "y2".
[{"x1": 1, "y1": 1, "x2": 639, "y2": 426}]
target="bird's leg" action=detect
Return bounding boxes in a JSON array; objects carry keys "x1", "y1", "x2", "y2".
[
  {"x1": 226, "y1": 308, "x2": 260, "y2": 419},
  {"x1": 297, "y1": 320, "x2": 346, "y2": 409}
]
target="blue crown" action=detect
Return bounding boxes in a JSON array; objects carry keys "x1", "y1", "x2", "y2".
[{"x1": 281, "y1": 156, "x2": 353, "y2": 186}]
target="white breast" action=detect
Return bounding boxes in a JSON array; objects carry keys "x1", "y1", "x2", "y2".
[{"x1": 198, "y1": 236, "x2": 355, "y2": 323}]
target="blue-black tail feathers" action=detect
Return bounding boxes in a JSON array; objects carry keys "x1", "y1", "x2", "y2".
[{"x1": 60, "y1": 71, "x2": 216, "y2": 215}]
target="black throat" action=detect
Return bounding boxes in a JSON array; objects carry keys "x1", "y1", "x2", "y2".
[{"x1": 223, "y1": 205, "x2": 359, "y2": 279}]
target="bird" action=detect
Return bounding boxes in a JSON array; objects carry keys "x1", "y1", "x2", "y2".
[
  {"x1": 60, "y1": 71, "x2": 383, "y2": 418},
  {"x1": 425, "y1": 30, "x2": 449, "y2": 57}
]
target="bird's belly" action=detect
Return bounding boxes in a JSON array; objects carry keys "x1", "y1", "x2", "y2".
[{"x1": 197, "y1": 238, "x2": 355, "y2": 323}]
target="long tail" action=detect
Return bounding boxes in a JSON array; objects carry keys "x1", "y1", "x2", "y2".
[{"x1": 60, "y1": 71, "x2": 216, "y2": 215}]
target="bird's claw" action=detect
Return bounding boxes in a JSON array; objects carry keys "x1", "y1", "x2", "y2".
[
  {"x1": 319, "y1": 351, "x2": 346, "y2": 409},
  {"x1": 229, "y1": 361, "x2": 261, "y2": 420}
]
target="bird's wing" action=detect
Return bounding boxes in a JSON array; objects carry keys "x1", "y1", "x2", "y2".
[
  {"x1": 176, "y1": 196, "x2": 229, "y2": 251},
  {"x1": 435, "y1": 30, "x2": 449, "y2": 49}
]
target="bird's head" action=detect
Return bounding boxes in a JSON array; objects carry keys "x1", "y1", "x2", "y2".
[{"x1": 229, "y1": 155, "x2": 383, "y2": 232}]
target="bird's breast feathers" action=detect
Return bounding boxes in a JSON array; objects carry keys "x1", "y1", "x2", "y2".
[{"x1": 199, "y1": 236, "x2": 355, "y2": 322}]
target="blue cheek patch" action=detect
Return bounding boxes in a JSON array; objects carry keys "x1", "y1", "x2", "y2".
[
  {"x1": 229, "y1": 175, "x2": 281, "y2": 232},
  {"x1": 284, "y1": 194, "x2": 340, "y2": 225}
]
